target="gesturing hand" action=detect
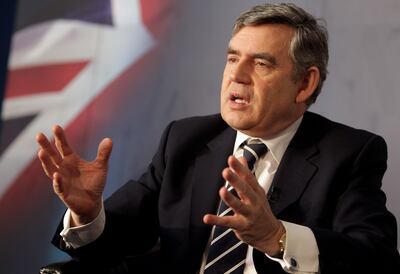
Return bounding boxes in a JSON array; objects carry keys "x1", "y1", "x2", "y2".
[
  {"x1": 203, "y1": 156, "x2": 285, "y2": 256},
  {"x1": 36, "y1": 125, "x2": 113, "y2": 226}
]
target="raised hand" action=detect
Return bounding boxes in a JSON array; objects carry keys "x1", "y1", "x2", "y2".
[
  {"x1": 203, "y1": 156, "x2": 285, "y2": 255},
  {"x1": 36, "y1": 125, "x2": 113, "y2": 226}
]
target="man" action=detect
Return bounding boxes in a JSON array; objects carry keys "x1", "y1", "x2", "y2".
[{"x1": 37, "y1": 3, "x2": 400, "y2": 274}]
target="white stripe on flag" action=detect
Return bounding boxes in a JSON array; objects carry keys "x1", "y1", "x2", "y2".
[{"x1": 0, "y1": 15, "x2": 155, "y2": 199}]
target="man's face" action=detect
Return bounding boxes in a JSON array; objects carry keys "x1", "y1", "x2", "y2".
[{"x1": 220, "y1": 24, "x2": 305, "y2": 138}]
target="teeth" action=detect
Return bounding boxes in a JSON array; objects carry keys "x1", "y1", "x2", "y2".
[{"x1": 234, "y1": 98, "x2": 248, "y2": 104}]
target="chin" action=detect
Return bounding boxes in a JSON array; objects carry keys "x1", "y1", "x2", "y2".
[{"x1": 222, "y1": 112, "x2": 250, "y2": 130}]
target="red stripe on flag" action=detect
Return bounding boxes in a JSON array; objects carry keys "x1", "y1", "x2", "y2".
[
  {"x1": 0, "y1": 46, "x2": 161, "y2": 220},
  {"x1": 5, "y1": 61, "x2": 90, "y2": 98},
  {"x1": 0, "y1": 48, "x2": 162, "y2": 266}
]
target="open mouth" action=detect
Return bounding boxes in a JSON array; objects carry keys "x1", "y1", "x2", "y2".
[{"x1": 230, "y1": 93, "x2": 249, "y2": 105}]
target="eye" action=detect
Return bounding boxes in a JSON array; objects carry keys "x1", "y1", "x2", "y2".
[
  {"x1": 227, "y1": 55, "x2": 238, "y2": 64},
  {"x1": 255, "y1": 60, "x2": 269, "y2": 67},
  {"x1": 254, "y1": 59, "x2": 274, "y2": 75}
]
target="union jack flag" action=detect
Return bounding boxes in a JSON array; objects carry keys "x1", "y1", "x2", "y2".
[{"x1": 0, "y1": 0, "x2": 176, "y2": 272}]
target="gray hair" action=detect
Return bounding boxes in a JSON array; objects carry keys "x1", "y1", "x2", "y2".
[{"x1": 233, "y1": 3, "x2": 329, "y2": 105}]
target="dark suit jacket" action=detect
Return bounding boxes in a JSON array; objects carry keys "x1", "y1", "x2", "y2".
[{"x1": 53, "y1": 112, "x2": 400, "y2": 273}]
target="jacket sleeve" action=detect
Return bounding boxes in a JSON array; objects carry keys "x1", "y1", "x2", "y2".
[
  {"x1": 51, "y1": 121, "x2": 175, "y2": 264},
  {"x1": 253, "y1": 134, "x2": 399, "y2": 274},
  {"x1": 312, "y1": 135, "x2": 400, "y2": 274}
]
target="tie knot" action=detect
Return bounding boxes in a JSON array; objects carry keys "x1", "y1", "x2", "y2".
[{"x1": 242, "y1": 140, "x2": 268, "y2": 172}]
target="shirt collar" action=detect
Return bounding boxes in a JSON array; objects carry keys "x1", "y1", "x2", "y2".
[{"x1": 233, "y1": 116, "x2": 303, "y2": 164}]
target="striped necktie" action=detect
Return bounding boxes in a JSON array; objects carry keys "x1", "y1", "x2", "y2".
[{"x1": 204, "y1": 140, "x2": 268, "y2": 274}]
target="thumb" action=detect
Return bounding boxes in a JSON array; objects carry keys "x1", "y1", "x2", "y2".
[
  {"x1": 237, "y1": 156, "x2": 249, "y2": 169},
  {"x1": 96, "y1": 138, "x2": 113, "y2": 164}
]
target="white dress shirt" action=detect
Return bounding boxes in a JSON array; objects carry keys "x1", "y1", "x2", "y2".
[{"x1": 60, "y1": 116, "x2": 319, "y2": 273}]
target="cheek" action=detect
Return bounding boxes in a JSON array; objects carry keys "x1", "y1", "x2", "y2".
[
  {"x1": 253, "y1": 83, "x2": 271, "y2": 105},
  {"x1": 220, "y1": 73, "x2": 230, "y2": 93}
]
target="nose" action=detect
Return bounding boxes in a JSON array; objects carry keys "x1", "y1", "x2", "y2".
[{"x1": 229, "y1": 61, "x2": 251, "y2": 84}]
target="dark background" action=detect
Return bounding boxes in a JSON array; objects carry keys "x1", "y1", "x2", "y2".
[{"x1": 0, "y1": 0, "x2": 16, "y2": 119}]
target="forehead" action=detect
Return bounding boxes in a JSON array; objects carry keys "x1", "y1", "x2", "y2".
[{"x1": 229, "y1": 24, "x2": 294, "y2": 56}]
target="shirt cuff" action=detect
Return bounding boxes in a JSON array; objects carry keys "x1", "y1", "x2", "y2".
[
  {"x1": 266, "y1": 221, "x2": 319, "y2": 273},
  {"x1": 59, "y1": 204, "x2": 106, "y2": 249}
]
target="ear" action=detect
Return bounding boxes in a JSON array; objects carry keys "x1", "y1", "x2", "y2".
[{"x1": 295, "y1": 66, "x2": 320, "y2": 104}]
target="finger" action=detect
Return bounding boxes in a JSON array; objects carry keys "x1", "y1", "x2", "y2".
[
  {"x1": 96, "y1": 138, "x2": 113, "y2": 164},
  {"x1": 38, "y1": 149, "x2": 58, "y2": 179},
  {"x1": 219, "y1": 184, "x2": 251, "y2": 216},
  {"x1": 222, "y1": 166, "x2": 256, "y2": 202},
  {"x1": 36, "y1": 132, "x2": 63, "y2": 165},
  {"x1": 53, "y1": 125, "x2": 73, "y2": 157},
  {"x1": 52, "y1": 172, "x2": 65, "y2": 197},
  {"x1": 229, "y1": 156, "x2": 262, "y2": 193},
  {"x1": 203, "y1": 213, "x2": 241, "y2": 230}
]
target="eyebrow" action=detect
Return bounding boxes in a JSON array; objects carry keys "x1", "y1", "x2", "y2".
[{"x1": 227, "y1": 47, "x2": 277, "y2": 65}]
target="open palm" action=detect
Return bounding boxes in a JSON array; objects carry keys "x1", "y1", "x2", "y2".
[{"x1": 37, "y1": 125, "x2": 113, "y2": 224}]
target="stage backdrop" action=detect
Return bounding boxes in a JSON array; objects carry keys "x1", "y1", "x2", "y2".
[{"x1": 1, "y1": 0, "x2": 399, "y2": 273}]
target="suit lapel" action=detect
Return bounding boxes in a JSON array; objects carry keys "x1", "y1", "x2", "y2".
[
  {"x1": 187, "y1": 112, "x2": 323, "y2": 241},
  {"x1": 186, "y1": 125, "x2": 236, "y2": 267},
  {"x1": 188, "y1": 112, "x2": 322, "y2": 219},
  {"x1": 268, "y1": 113, "x2": 320, "y2": 216},
  {"x1": 268, "y1": 142, "x2": 318, "y2": 215},
  {"x1": 190, "y1": 126, "x2": 236, "y2": 226}
]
